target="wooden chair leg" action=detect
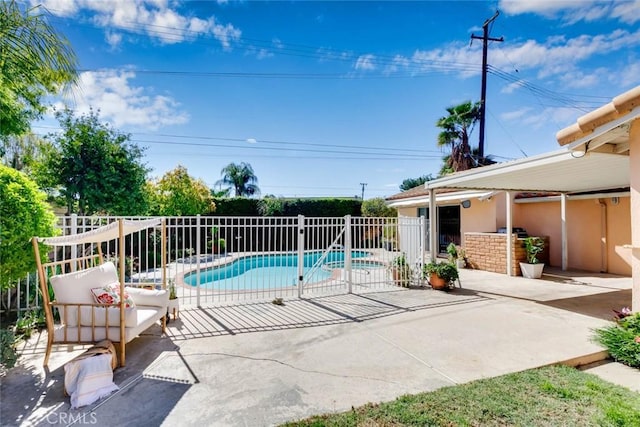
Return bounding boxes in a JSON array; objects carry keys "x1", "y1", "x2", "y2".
[{"x1": 43, "y1": 343, "x2": 52, "y2": 367}]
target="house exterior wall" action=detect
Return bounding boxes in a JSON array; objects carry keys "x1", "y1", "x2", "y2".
[
  {"x1": 390, "y1": 192, "x2": 631, "y2": 277},
  {"x1": 396, "y1": 206, "x2": 419, "y2": 218},
  {"x1": 630, "y1": 118, "x2": 640, "y2": 311},
  {"x1": 460, "y1": 198, "x2": 498, "y2": 245},
  {"x1": 513, "y1": 197, "x2": 631, "y2": 275}
]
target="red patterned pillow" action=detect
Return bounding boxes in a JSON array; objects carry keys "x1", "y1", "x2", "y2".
[{"x1": 91, "y1": 284, "x2": 135, "y2": 308}]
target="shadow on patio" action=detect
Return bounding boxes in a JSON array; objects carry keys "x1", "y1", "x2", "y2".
[
  {"x1": 166, "y1": 287, "x2": 489, "y2": 340},
  {"x1": 539, "y1": 289, "x2": 632, "y2": 320}
]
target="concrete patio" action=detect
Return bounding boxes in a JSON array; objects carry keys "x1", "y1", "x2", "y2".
[{"x1": 1, "y1": 268, "x2": 636, "y2": 426}]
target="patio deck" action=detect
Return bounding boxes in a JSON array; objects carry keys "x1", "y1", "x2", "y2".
[{"x1": 1, "y1": 268, "x2": 634, "y2": 426}]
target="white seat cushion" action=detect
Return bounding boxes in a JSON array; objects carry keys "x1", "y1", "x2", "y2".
[{"x1": 50, "y1": 262, "x2": 119, "y2": 305}]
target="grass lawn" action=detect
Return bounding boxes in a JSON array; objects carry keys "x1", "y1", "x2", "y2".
[{"x1": 284, "y1": 365, "x2": 640, "y2": 426}]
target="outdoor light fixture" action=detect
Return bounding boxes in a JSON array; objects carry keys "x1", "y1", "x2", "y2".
[{"x1": 461, "y1": 200, "x2": 471, "y2": 208}]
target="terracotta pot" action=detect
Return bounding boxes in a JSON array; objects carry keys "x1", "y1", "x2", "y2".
[{"x1": 429, "y1": 273, "x2": 448, "y2": 290}]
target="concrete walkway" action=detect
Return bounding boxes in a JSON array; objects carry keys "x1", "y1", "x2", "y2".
[{"x1": 1, "y1": 269, "x2": 637, "y2": 426}]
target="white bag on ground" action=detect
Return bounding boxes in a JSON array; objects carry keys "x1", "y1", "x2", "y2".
[{"x1": 64, "y1": 353, "x2": 119, "y2": 408}]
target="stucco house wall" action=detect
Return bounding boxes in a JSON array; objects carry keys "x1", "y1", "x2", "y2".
[
  {"x1": 514, "y1": 196, "x2": 631, "y2": 275},
  {"x1": 460, "y1": 197, "x2": 498, "y2": 244},
  {"x1": 396, "y1": 206, "x2": 417, "y2": 218}
]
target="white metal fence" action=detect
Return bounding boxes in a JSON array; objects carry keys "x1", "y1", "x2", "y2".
[{"x1": 2, "y1": 215, "x2": 426, "y2": 314}]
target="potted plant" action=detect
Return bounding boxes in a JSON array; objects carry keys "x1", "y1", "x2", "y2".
[
  {"x1": 389, "y1": 254, "x2": 412, "y2": 287},
  {"x1": 446, "y1": 243, "x2": 466, "y2": 268},
  {"x1": 423, "y1": 261, "x2": 459, "y2": 291},
  {"x1": 207, "y1": 227, "x2": 227, "y2": 254},
  {"x1": 167, "y1": 279, "x2": 179, "y2": 320},
  {"x1": 520, "y1": 236, "x2": 545, "y2": 279}
]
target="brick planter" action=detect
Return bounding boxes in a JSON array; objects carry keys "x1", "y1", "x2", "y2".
[{"x1": 464, "y1": 232, "x2": 549, "y2": 276}]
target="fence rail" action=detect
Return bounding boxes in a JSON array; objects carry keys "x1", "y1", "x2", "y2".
[{"x1": 2, "y1": 215, "x2": 426, "y2": 316}]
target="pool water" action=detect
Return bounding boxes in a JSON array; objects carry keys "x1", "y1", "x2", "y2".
[{"x1": 183, "y1": 250, "x2": 371, "y2": 289}]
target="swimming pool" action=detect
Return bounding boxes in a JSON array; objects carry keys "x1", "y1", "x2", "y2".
[{"x1": 183, "y1": 250, "x2": 371, "y2": 289}]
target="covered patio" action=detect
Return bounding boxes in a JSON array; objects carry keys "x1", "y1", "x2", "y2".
[{"x1": 424, "y1": 85, "x2": 640, "y2": 311}]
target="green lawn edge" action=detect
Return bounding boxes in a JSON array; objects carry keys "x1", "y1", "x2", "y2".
[{"x1": 283, "y1": 365, "x2": 640, "y2": 427}]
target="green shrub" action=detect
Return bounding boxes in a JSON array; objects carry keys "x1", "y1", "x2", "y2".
[
  {"x1": 423, "y1": 261, "x2": 459, "y2": 284},
  {"x1": 0, "y1": 165, "x2": 58, "y2": 291},
  {"x1": 0, "y1": 328, "x2": 18, "y2": 369},
  {"x1": 14, "y1": 309, "x2": 45, "y2": 340},
  {"x1": 593, "y1": 312, "x2": 640, "y2": 368}
]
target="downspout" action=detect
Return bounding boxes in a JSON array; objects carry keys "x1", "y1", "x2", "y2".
[{"x1": 598, "y1": 199, "x2": 608, "y2": 273}]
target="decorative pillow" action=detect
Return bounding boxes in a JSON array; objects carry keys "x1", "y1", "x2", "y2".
[{"x1": 91, "y1": 284, "x2": 135, "y2": 308}]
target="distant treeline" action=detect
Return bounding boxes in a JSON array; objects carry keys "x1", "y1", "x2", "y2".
[{"x1": 211, "y1": 198, "x2": 362, "y2": 217}]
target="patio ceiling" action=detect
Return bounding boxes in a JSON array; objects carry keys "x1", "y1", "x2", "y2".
[{"x1": 425, "y1": 149, "x2": 629, "y2": 193}]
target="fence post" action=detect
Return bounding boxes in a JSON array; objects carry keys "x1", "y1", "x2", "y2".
[
  {"x1": 419, "y1": 216, "x2": 426, "y2": 283},
  {"x1": 196, "y1": 215, "x2": 201, "y2": 307},
  {"x1": 297, "y1": 215, "x2": 305, "y2": 298},
  {"x1": 70, "y1": 214, "x2": 78, "y2": 271},
  {"x1": 344, "y1": 215, "x2": 352, "y2": 294}
]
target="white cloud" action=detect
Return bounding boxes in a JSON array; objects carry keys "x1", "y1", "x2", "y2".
[
  {"x1": 411, "y1": 42, "x2": 482, "y2": 78},
  {"x1": 31, "y1": 0, "x2": 241, "y2": 48},
  {"x1": 558, "y1": 68, "x2": 608, "y2": 89},
  {"x1": 616, "y1": 61, "x2": 640, "y2": 87},
  {"x1": 61, "y1": 70, "x2": 189, "y2": 130},
  {"x1": 354, "y1": 54, "x2": 376, "y2": 71},
  {"x1": 493, "y1": 29, "x2": 640, "y2": 80},
  {"x1": 520, "y1": 106, "x2": 577, "y2": 129},
  {"x1": 499, "y1": 0, "x2": 585, "y2": 17},
  {"x1": 400, "y1": 27, "x2": 640, "y2": 91},
  {"x1": 105, "y1": 31, "x2": 123, "y2": 49},
  {"x1": 500, "y1": 107, "x2": 532, "y2": 121},
  {"x1": 501, "y1": 81, "x2": 526, "y2": 94},
  {"x1": 499, "y1": 0, "x2": 640, "y2": 25},
  {"x1": 33, "y1": 0, "x2": 79, "y2": 16},
  {"x1": 611, "y1": 0, "x2": 640, "y2": 24},
  {"x1": 384, "y1": 55, "x2": 411, "y2": 74}
]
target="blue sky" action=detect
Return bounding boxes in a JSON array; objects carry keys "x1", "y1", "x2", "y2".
[{"x1": 31, "y1": 0, "x2": 640, "y2": 198}]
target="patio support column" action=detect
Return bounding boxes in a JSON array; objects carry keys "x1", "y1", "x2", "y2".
[
  {"x1": 561, "y1": 193, "x2": 568, "y2": 271},
  {"x1": 630, "y1": 119, "x2": 640, "y2": 312},
  {"x1": 506, "y1": 191, "x2": 513, "y2": 276},
  {"x1": 429, "y1": 188, "x2": 437, "y2": 262}
]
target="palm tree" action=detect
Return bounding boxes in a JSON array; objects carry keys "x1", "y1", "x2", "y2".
[
  {"x1": 438, "y1": 148, "x2": 496, "y2": 177},
  {"x1": 0, "y1": 1, "x2": 78, "y2": 137},
  {"x1": 217, "y1": 162, "x2": 260, "y2": 197},
  {"x1": 436, "y1": 101, "x2": 481, "y2": 173}
]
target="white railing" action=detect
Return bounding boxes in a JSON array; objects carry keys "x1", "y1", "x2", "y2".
[{"x1": 1, "y1": 215, "x2": 426, "y2": 314}]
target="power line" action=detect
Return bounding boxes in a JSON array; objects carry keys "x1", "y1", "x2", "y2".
[{"x1": 32, "y1": 125, "x2": 444, "y2": 157}]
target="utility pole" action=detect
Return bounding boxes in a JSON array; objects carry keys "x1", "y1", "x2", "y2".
[
  {"x1": 471, "y1": 10, "x2": 503, "y2": 159},
  {"x1": 359, "y1": 183, "x2": 367, "y2": 200}
]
